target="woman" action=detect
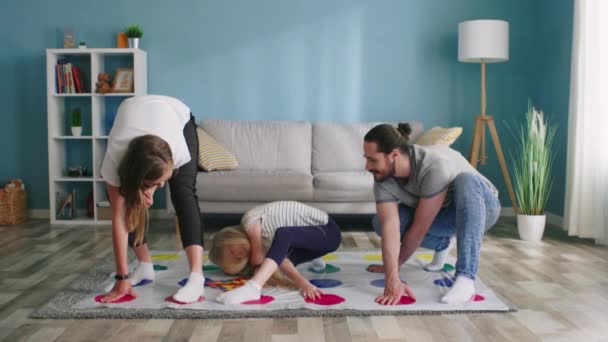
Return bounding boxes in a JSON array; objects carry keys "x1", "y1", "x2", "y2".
[
  {"x1": 100, "y1": 95, "x2": 205, "y2": 304},
  {"x1": 210, "y1": 201, "x2": 341, "y2": 304}
]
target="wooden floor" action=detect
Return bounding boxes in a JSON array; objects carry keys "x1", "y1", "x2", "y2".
[{"x1": 1, "y1": 217, "x2": 608, "y2": 342}]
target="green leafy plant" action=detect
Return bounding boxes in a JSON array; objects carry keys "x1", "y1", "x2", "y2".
[
  {"x1": 71, "y1": 108, "x2": 82, "y2": 127},
  {"x1": 511, "y1": 100, "x2": 556, "y2": 215},
  {"x1": 125, "y1": 24, "x2": 143, "y2": 38}
]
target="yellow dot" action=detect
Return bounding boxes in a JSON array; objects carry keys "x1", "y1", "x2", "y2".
[
  {"x1": 417, "y1": 253, "x2": 434, "y2": 261},
  {"x1": 151, "y1": 253, "x2": 180, "y2": 261},
  {"x1": 322, "y1": 253, "x2": 338, "y2": 261},
  {"x1": 362, "y1": 254, "x2": 382, "y2": 261},
  {"x1": 203, "y1": 255, "x2": 209, "y2": 261}
]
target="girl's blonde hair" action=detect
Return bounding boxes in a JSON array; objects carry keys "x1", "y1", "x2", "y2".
[{"x1": 209, "y1": 225, "x2": 295, "y2": 289}]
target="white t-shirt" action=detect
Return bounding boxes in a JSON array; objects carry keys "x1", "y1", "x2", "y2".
[{"x1": 100, "y1": 95, "x2": 191, "y2": 187}]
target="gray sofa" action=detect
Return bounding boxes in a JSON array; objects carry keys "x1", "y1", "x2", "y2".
[{"x1": 190, "y1": 120, "x2": 424, "y2": 215}]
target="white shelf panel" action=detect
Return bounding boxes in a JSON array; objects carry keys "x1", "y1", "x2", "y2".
[
  {"x1": 54, "y1": 136, "x2": 93, "y2": 140},
  {"x1": 53, "y1": 93, "x2": 92, "y2": 97},
  {"x1": 54, "y1": 177, "x2": 95, "y2": 182},
  {"x1": 93, "y1": 93, "x2": 135, "y2": 97},
  {"x1": 47, "y1": 48, "x2": 145, "y2": 56},
  {"x1": 96, "y1": 136, "x2": 109, "y2": 139}
]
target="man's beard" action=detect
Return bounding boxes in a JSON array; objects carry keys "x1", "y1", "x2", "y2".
[{"x1": 371, "y1": 159, "x2": 396, "y2": 182}]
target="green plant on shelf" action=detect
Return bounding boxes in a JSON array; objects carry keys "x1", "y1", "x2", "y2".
[
  {"x1": 125, "y1": 24, "x2": 143, "y2": 38},
  {"x1": 71, "y1": 108, "x2": 82, "y2": 127}
]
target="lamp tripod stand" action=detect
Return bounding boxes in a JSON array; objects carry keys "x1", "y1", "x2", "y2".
[{"x1": 469, "y1": 61, "x2": 519, "y2": 214}]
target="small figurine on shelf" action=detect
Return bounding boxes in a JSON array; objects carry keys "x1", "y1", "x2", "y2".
[
  {"x1": 95, "y1": 73, "x2": 112, "y2": 94},
  {"x1": 78, "y1": 42, "x2": 87, "y2": 49}
]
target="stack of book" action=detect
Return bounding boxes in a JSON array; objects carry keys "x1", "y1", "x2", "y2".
[{"x1": 56, "y1": 59, "x2": 86, "y2": 94}]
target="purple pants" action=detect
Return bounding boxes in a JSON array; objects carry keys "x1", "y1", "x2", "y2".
[{"x1": 265, "y1": 217, "x2": 341, "y2": 266}]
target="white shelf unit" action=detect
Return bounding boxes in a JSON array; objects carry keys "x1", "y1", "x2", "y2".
[{"x1": 46, "y1": 48, "x2": 147, "y2": 225}]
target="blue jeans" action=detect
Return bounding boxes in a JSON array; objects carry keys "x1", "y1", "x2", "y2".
[{"x1": 372, "y1": 172, "x2": 501, "y2": 280}]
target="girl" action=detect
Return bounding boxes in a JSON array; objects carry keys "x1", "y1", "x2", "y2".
[
  {"x1": 100, "y1": 95, "x2": 205, "y2": 304},
  {"x1": 210, "y1": 201, "x2": 341, "y2": 304}
]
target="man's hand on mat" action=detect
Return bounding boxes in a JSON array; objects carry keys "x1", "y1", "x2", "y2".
[
  {"x1": 101, "y1": 280, "x2": 137, "y2": 303},
  {"x1": 300, "y1": 282, "x2": 324, "y2": 300},
  {"x1": 375, "y1": 277, "x2": 415, "y2": 305}
]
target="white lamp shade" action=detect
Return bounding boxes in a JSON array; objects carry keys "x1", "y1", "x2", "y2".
[{"x1": 458, "y1": 20, "x2": 509, "y2": 63}]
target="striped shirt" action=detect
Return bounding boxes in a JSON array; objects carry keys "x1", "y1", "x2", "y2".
[{"x1": 241, "y1": 201, "x2": 329, "y2": 248}]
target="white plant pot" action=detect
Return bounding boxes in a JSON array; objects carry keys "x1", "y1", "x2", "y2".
[
  {"x1": 128, "y1": 38, "x2": 140, "y2": 49},
  {"x1": 71, "y1": 126, "x2": 82, "y2": 137},
  {"x1": 517, "y1": 214, "x2": 546, "y2": 242}
]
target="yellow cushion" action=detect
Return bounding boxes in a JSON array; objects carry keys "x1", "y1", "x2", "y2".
[
  {"x1": 197, "y1": 127, "x2": 238, "y2": 171},
  {"x1": 416, "y1": 126, "x2": 463, "y2": 146}
]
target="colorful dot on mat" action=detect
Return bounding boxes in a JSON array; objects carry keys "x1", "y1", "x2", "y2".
[
  {"x1": 308, "y1": 264, "x2": 341, "y2": 274},
  {"x1": 473, "y1": 294, "x2": 485, "y2": 302},
  {"x1": 398, "y1": 296, "x2": 416, "y2": 305},
  {"x1": 322, "y1": 253, "x2": 338, "y2": 261},
  {"x1": 203, "y1": 255, "x2": 209, "y2": 261},
  {"x1": 151, "y1": 253, "x2": 180, "y2": 261},
  {"x1": 366, "y1": 264, "x2": 384, "y2": 273},
  {"x1": 203, "y1": 264, "x2": 220, "y2": 272},
  {"x1": 95, "y1": 294, "x2": 135, "y2": 304},
  {"x1": 433, "y1": 277, "x2": 455, "y2": 287},
  {"x1": 164, "y1": 296, "x2": 205, "y2": 305},
  {"x1": 153, "y1": 264, "x2": 168, "y2": 271},
  {"x1": 362, "y1": 254, "x2": 383, "y2": 261},
  {"x1": 178, "y1": 278, "x2": 210, "y2": 287},
  {"x1": 416, "y1": 253, "x2": 434, "y2": 261},
  {"x1": 305, "y1": 293, "x2": 345, "y2": 305},
  {"x1": 370, "y1": 279, "x2": 385, "y2": 288},
  {"x1": 133, "y1": 279, "x2": 153, "y2": 287},
  {"x1": 442, "y1": 263, "x2": 455, "y2": 272},
  {"x1": 309, "y1": 279, "x2": 342, "y2": 288},
  {"x1": 242, "y1": 295, "x2": 275, "y2": 305}
]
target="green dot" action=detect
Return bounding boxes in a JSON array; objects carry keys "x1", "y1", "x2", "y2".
[
  {"x1": 203, "y1": 264, "x2": 220, "y2": 271},
  {"x1": 153, "y1": 264, "x2": 168, "y2": 271},
  {"x1": 442, "y1": 264, "x2": 455, "y2": 272},
  {"x1": 325, "y1": 264, "x2": 341, "y2": 273}
]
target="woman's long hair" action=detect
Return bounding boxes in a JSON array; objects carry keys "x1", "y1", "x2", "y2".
[
  {"x1": 209, "y1": 226, "x2": 296, "y2": 289},
  {"x1": 117, "y1": 135, "x2": 173, "y2": 246}
]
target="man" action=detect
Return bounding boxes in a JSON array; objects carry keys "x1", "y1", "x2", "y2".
[{"x1": 363, "y1": 123, "x2": 501, "y2": 305}]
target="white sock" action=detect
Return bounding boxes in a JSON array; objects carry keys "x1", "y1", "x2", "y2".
[
  {"x1": 424, "y1": 237, "x2": 455, "y2": 272},
  {"x1": 173, "y1": 272, "x2": 205, "y2": 303},
  {"x1": 440, "y1": 276, "x2": 476, "y2": 304},
  {"x1": 310, "y1": 258, "x2": 326, "y2": 272},
  {"x1": 216, "y1": 281, "x2": 262, "y2": 305},
  {"x1": 105, "y1": 261, "x2": 154, "y2": 292}
]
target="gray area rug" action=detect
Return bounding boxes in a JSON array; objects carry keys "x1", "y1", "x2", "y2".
[{"x1": 30, "y1": 257, "x2": 516, "y2": 319}]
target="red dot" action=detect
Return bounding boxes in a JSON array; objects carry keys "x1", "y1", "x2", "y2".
[
  {"x1": 399, "y1": 296, "x2": 416, "y2": 305},
  {"x1": 95, "y1": 294, "x2": 136, "y2": 304},
  {"x1": 473, "y1": 294, "x2": 485, "y2": 302},
  {"x1": 305, "y1": 293, "x2": 345, "y2": 305},
  {"x1": 242, "y1": 295, "x2": 274, "y2": 305}
]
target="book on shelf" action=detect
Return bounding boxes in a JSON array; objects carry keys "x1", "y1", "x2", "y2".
[
  {"x1": 56, "y1": 189, "x2": 76, "y2": 219},
  {"x1": 55, "y1": 59, "x2": 86, "y2": 94}
]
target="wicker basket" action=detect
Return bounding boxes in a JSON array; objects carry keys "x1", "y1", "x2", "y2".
[{"x1": 0, "y1": 187, "x2": 27, "y2": 225}]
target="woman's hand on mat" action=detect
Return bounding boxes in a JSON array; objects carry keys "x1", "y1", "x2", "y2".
[
  {"x1": 300, "y1": 283, "x2": 324, "y2": 300},
  {"x1": 375, "y1": 277, "x2": 415, "y2": 305},
  {"x1": 101, "y1": 280, "x2": 137, "y2": 303}
]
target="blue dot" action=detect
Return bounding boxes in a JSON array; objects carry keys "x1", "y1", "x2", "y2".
[
  {"x1": 370, "y1": 279, "x2": 385, "y2": 288},
  {"x1": 433, "y1": 277, "x2": 455, "y2": 287},
  {"x1": 310, "y1": 279, "x2": 342, "y2": 288},
  {"x1": 133, "y1": 279, "x2": 153, "y2": 287}
]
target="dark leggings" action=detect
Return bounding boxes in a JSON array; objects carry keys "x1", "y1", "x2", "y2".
[
  {"x1": 265, "y1": 217, "x2": 341, "y2": 266},
  {"x1": 129, "y1": 114, "x2": 204, "y2": 248}
]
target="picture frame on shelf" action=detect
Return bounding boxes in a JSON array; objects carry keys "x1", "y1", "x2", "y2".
[{"x1": 112, "y1": 68, "x2": 134, "y2": 93}]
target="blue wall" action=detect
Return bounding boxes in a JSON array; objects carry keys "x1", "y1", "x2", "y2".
[{"x1": 0, "y1": 0, "x2": 572, "y2": 214}]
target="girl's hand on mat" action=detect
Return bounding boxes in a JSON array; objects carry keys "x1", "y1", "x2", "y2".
[
  {"x1": 101, "y1": 280, "x2": 137, "y2": 303},
  {"x1": 375, "y1": 277, "x2": 415, "y2": 305},
  {"x1": 301, "y1": 283, "x2": 324, "y2": 300}
]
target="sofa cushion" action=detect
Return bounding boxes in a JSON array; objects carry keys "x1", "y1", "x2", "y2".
[
  {"x1": 313, "y1": 171, "x2": 375, "y2": 202},
  {"x1": 199, "y1": 120, "x2": 312, "y2": 173},
  {"x1": 196, "y1": 127, "x2": 239, "y2": 171},
  {"x1": 312, "y1": 121, "x2": 424, "y2": 173},
  {"x1": 416, "y1": 126, "x2": 463, "y2": 146},
  {"x1": 196, "y1": 170, "x2": 313, "y2": 202}
]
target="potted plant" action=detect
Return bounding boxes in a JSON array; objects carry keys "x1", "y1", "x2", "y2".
[
  {"x1": 511, "y1": 100, "x2": 556, "y2": 242},
  {"x1": 125, "y1": 24, "x2": 143, "y2": 49},
  {"x1": 71, "y1": 108, "x2": 82, "y2": 137}
]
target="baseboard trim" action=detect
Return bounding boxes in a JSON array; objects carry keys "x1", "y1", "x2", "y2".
[
  {"x1": 28, "y1": 209, "x2": 173, "y2": 220},
  {"x1": 500, "y1": 207, "x2": 564, "y2": 228}
]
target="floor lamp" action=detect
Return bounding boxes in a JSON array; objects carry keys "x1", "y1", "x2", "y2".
[{"x1": 458, "y1": 19, "x2": 518, "y2": 214}]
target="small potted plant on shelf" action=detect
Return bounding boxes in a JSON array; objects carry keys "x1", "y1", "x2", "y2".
[
  {"x1": 71, "y1": 108, "x2": 82, "y2": 137},
  {"x1": 125, "y1": 24, "x2": 143, "y2": 49},
  {"x1": 511, "y1": 100, "x2": 556, "y2": 242}
]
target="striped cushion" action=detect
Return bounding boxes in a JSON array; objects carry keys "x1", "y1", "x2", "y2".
[
  {"x1": 197, "y1": 127, "x2": 239, "y2": 171},
  {"x1": 415, "y1": 126, "x2": 463, "y2": 146}
]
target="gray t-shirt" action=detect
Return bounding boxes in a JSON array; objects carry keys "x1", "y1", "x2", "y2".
[{"x1": 374, "y1": 145, "x2": 498, "y2": 207}]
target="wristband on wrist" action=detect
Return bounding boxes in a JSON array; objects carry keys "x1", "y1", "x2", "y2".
[{"x1": 114, "y1": 273, "x2": 129, "y2": 280}]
